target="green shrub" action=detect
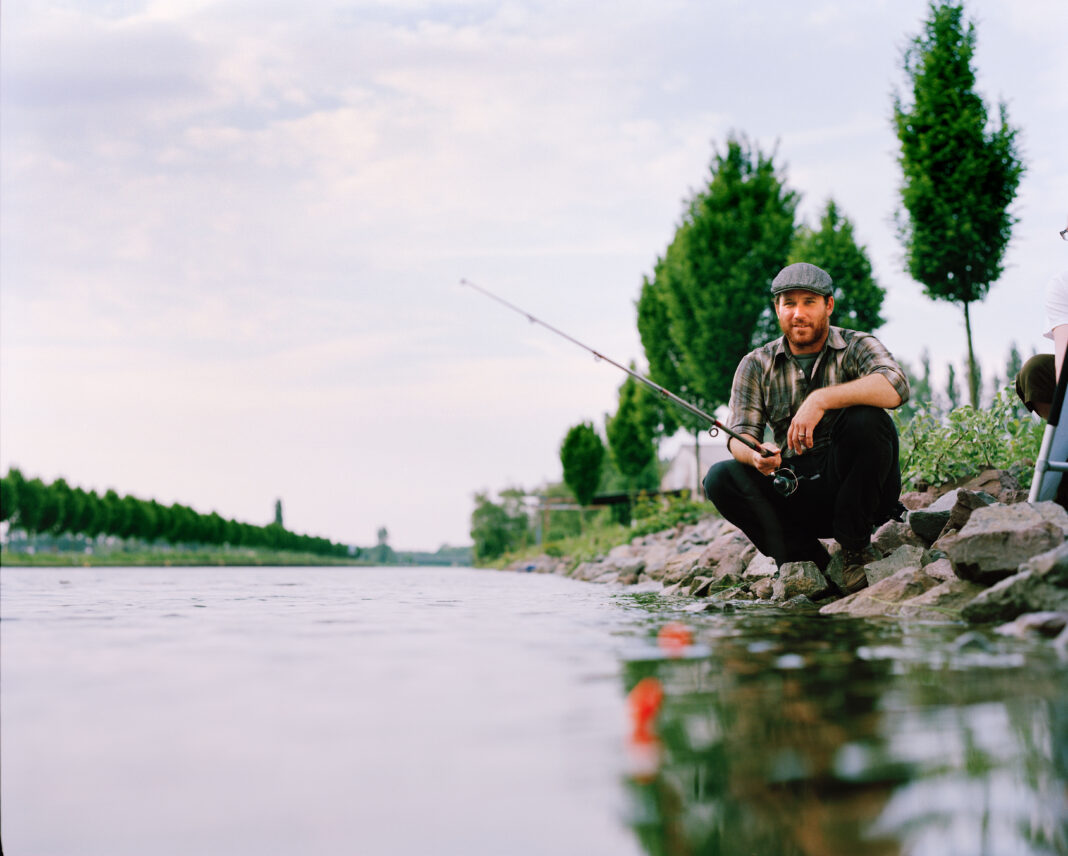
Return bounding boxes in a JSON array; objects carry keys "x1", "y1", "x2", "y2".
[
  {"x1": 895, "y1": 386, "x2": 1043, "y2": 490},
  {"x1": 631, "y1": 492, "x2": 710, "y2": 538}
]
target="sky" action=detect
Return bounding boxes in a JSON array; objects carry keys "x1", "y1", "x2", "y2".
[{"x1": 2, "y1": 0, "x2": 1066, "y2": 551}]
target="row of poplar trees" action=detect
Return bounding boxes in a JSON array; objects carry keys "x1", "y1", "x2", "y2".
[
  {"x1": 0, "y1": 468, "x2": 351, "y2": 557},
  {"x1": 559, "y1": 0, "x2": 1023, "y2": 509}
]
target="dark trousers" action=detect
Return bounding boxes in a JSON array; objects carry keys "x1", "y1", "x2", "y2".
[{"x1": 703, "y1": 406, "x2": 901, "y2": 568}]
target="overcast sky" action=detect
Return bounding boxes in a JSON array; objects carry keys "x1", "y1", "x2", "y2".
[{"x1": 2, "y1": 0, "x2": 1066, "y2": 551}]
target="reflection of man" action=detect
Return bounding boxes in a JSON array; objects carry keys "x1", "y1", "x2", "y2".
[
  {"x1": 1015, "y1": 219, "x2": 1068, "y2": 420},
  {"x1": 703, "y1": 263, "x2": 909, "y2": 593}
]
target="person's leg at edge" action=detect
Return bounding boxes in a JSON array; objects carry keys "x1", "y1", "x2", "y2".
[
  {"x1": 703, "y1": 459, "x2": 829, "y2": 569},
  {"x1": 1015, "y1": 353, "x2": 1055, "y2": 421},
  {"x1": 827, "y1": 406, "x2": 900, "y2": 552}
]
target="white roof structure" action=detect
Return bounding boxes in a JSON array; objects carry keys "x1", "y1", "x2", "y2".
[{"x1": 660, "y1": 440, "x2": 733, "y2": 499}]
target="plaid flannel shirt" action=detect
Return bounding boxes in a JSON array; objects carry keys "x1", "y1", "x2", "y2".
[{"x1": 727, "y1": 326, "x2": 910, "y2": 454}]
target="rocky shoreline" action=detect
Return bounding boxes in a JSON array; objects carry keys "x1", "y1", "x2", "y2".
[{"x1": 507, "y1": 469, "x2": 1068, "y2": 651}]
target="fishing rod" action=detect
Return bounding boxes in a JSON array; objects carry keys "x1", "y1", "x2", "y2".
[{"x1": 459, "y1": 278, "x2": 774, "y2": 460}]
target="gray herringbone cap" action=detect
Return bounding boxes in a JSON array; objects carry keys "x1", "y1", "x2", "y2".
[{"x1": 770, "y1": 262, "x2": 833, "y2": 297}]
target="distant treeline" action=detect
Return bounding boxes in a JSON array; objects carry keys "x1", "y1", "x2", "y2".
[{"x1": 0, "y1": 468, "x2": 351, "y2": 558}]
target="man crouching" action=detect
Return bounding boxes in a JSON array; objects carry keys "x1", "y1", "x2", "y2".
[{"x1": 703, "y1": 262, "x2": 910, "y2": 594}]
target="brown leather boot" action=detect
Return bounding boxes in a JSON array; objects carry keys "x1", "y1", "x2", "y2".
[{"x1": 839, "y1": 545, "x2": 880, "y2": 594}]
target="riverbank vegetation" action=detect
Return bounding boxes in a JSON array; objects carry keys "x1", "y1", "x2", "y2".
[{"x1": 473, "y1": 391, "x2": 1043, "y2": 570}]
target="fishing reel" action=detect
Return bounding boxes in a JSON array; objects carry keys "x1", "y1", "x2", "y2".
[{"x1": 771, "y1": 465, "x2": 820, "y2": 498}]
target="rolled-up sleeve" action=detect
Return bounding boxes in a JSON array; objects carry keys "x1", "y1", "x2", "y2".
[
  {"x1": 728, "y1": 353, "x2": 767, "y2": 438},
  {"x1": 848, "y1": 335, "x2": 910, "y2": 406}
]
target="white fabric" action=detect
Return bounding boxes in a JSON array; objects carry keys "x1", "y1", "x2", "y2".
[{"x1": 1044, "y1": 270, "x2": 1068, "y2": 339}]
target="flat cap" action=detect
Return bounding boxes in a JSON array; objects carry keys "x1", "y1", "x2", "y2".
[{"x1": 770, "y1": 262, "x2": 833, "y2": 297}]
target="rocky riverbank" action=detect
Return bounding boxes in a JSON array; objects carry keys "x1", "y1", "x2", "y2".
[{"x1": 508, "y1": 469, "x2": 1068, "y2": 651}]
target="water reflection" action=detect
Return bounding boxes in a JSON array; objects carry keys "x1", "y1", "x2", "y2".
[{"x1": 618, "y1": 605, "x2": 1068, "y2": 856}]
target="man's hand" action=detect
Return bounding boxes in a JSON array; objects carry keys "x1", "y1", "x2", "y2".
[
  {"x1": 729, "y1": 435, "x2": 780, "y2": 474},
  {"x1": 788, "y1": 391, "x2": 827, "y2": 454},
  {"x1": 751, "y1": 442, "x2": 781, "y2": 476}
]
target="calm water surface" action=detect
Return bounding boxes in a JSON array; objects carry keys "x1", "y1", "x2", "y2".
[{"x1": 1, "y1": 565, "x2": 1066, "y2": 856}]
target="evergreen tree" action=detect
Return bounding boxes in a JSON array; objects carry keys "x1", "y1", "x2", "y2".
[
  {"x1": 1005, "y1": 342, "x2": 1023, "y2": 383},
  {"x1": 274, "y1": 499, "x2": 284, "y2": 527},
  {"x1": 606, "y1": 372, "x2": 658, "y2": 494},
  {"x1": 893, "y1": 0, "x2": 1024, "y2": 406},
  {"x1": 790, "y1": 200, "x2": 885, "y2": 332},
  {"x1": 560, "y1": 422, "x2": 606, "y2": 528},
  {"x1": 946, "y1": 363, "x2": 961, "y2": 411},
  {"x1": 0, "y1": 469, "x2": 21, "y2": 523}
]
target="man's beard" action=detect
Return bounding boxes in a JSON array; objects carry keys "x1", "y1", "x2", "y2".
[{"x1": 781, "y1": 315, "x2": 829, "y2": 350}]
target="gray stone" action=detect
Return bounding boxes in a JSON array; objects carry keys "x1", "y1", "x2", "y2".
[
  {"x1": 772, "y1": 561, "x2": 830, "y2": 601},
  {"x1": 639, "y1": 544, "x2": 677, "y2": 580},
  {"x1": 938, "y1": 503, "x2": 1068, "y2": 585},
  {"x1": 922, "y1": 557, "x2": 957, "y2": 582},
  {"x1": 569, "y1": 561, "x2": 602, "y2": 582},
  {"x1": 909, "y1": 489, "x2": 960, "y2": 544},
  {"x1": 744, "y1": 553, "x2": 778, "y2": 579},
  {"x1": 694, "y1": 529, "x2": 756, "y2": 575},
  {"x1": 607, "y1": 543, "x2": 639, "y2": 561},
  {"x1": 661, "y1": 549, "x2": 704, "y2": 585},
  {"x1": 896, "y1": 579, "x2": 987, "y2": 620},
  {"x1": 873, "y1": 520, "x2": 926, "y2": 554},
  {"x1": 940, "y1": 490, "x2": 999, "y2": 537},
  {"x1": 921, "y1": 548, "x2": 949, "y2": 567},
  {"x1": 961, "y1": 541, "x2": 1068, "y2": 623},
  {"x1": 865, "y1": 545, "x2": 926, "y2": 585},
  {"x1": 820, "y1": 567, "x2": 940, "y2": 617},
  {"x1": 752, "y1": 578, "x2": 774, "y2": 600},
  {"x1": 689, "y1": 576, "x2": 715, "y2": 597},
  {"x1": 961, "y1": 469, "x2": 1022, "y2": 504},
  {"x1": 612, "y1": 557, "x2": 646, "y2": 586}
]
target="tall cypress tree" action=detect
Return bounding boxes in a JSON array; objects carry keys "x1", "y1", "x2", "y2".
[
  {"x1": 893, "y1": 1, "x2": 1024, "y2": 407},
  {"x1": 606, "y1": 372, "x2": 657, "y2": 495},
  {"x1": 560, "y1": 422, "x2": 605, "y2": 530}
]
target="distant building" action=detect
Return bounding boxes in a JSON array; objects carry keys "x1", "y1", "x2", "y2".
[{"x1": 660, "y1": 441, "x2": 732, "y2": 498}]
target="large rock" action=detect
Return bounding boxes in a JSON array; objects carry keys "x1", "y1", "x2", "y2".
[
  {"x1": 873, "y1": 520, "x2": 926, "y2": 554},
  {"x1": 743, "y1": 553, "x2": 778, "y2": 579},
  {"x1": 752, "y1": 578, "x2": 774, "y2": 600},
  {"x1": 611, "y1": 556, "x2": 646, "y2": 585},
  {"x1": 639, "y1": 544, "x2": 678, "y2": 580},
  {"x1": 865, "y1": 545, "x2": 925, "y2": 585},
  {"x1": 607, "y1": 543, "x2": 640, "y2": 561},
  {"x1": 661, "y1": 549, "x2": 705, "y2": 585},
  {"x1": 961, "y1": 542, "x2": 1068, "y2": 623},
  {"x1": 772, "y1": 561, "x2": 830, "y2": 601},
  {"x1": 896, "y1": 578, "x2": 987, "y2": 620},
  {"x1": 676, "y1": 517, "x2": 725, "y2": 552},
  {"x1": 820, "y1": 567, "x2": 940, "y2": 617},
  {"x1": 569, "y1": 561, "x2": 603, "y2": 582},
  {"x1": 694, "y1": 529, "x2": 757, "y2": 579},
  {"x1": 961, "y1": 469, "x2": 1022, "y2": 504},
  {"x1": 921, "y1": 557, "x2": 957, "y2": 582},
  {"x1": 940, "y1": 489, "x2": 999, "y2": 537},
  {"x1": 908, "y1": 489, "x2": 960, "y2": 544},
  {"x1": 937, "y1": 503, "x2": 1068, "y2": 584}
]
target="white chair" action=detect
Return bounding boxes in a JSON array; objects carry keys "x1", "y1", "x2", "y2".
[{"x1": 1029, "y1": 345, "x2": 1068, "y2": 502}]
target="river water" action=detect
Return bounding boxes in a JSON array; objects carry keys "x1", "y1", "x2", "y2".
[{"x1": 1, "y1": 565, "x2": 1066, "y2": 856}]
